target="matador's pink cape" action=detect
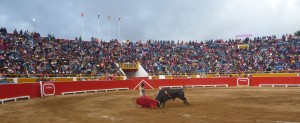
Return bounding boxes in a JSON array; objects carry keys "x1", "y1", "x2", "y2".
[{"x1": 136, "y1": 96, "x2": 158, "y2": 108}]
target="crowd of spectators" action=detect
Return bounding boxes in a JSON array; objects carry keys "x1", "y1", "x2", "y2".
[
  {"x1": 0, "y1": 27, "x2": 122, "y2": 78},
  {"x1": 138, "y1": 35, "x2": 300, "y2": 75},
  {"x1": 0, "y1": 27, "x2": 300, "y2": 78}
]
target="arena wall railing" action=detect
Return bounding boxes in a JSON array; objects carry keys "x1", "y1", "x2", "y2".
[
  {"x1": 147, "y1": 72, "x2": 299, "y2": 79},
  {"x1": 1, "y1": 77, "x2": 300, "y2": 104}
]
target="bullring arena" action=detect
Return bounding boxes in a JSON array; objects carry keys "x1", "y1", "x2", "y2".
[
  {"x1": 1, "y1": 16, "x2": 300, "y2": 122},
  {"x1": 1, "y1": 77, "x2": 300, "y2": 123}
]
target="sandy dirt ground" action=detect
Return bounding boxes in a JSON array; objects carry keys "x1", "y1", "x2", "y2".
[{"x1": 1, "y1": 87, "x2": 300, "y2": 123}]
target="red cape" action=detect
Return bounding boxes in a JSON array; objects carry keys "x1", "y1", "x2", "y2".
[{"x1": 136, "y1": 96, "x2": 158, "y2": 108}]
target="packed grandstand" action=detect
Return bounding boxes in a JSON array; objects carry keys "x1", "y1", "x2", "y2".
[{"x1": 0, "y1": 27, "x2": 300, "y2": 81}]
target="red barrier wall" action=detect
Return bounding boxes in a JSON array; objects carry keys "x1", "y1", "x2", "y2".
[
  {"x1": 1, "y1": 77, "x2": 299, "y2": 100},
  {"x1": 250, "y1": 77, "x2": 300, "y2": 86},
  {"x1": 53, "y1": 80, "x2": 132, "y2": 95},
  {"x1": 0, "y1": 83, "x2": 41, "y2": 99},
  {"x1": 130, "y1": 78, "x2": 238, "y2": 89}
]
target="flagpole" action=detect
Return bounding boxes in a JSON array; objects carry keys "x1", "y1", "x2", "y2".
[
  {"x1": 98, "y1": 15, "x2": 100, "y2": 41},
  {"x1": 81, "y1": 13, "x2": 84, "y2": 41},
  {"x1": 119, "y1": 17, "x2": 121, "y2": 42},
  {"x1": 32, "y1": 18, "x2": 36, "y2": 32},
  {"x1": 108, "y1": 16, "x2": 110, "y2": 41}
]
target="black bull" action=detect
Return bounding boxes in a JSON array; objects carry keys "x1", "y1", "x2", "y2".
[{"x1": 155, "y1": 88, "x2": 189, "y2": 107}]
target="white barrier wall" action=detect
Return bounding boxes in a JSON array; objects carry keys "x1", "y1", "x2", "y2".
[
  {"x1": 13, "y1": 78, "x2": 18, "y2": 83},
  {"x1": 159, "y1": 75, "x2": 165, "y2": 79}
]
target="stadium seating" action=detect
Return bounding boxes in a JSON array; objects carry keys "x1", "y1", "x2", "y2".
[{"x1": 0, "y1": 27, "x2": 299, "y2": 81}]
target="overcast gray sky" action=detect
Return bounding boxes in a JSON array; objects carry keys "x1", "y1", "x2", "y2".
[{"x1": 0, "y1": 0, "x2": 300, "y2": 41}]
